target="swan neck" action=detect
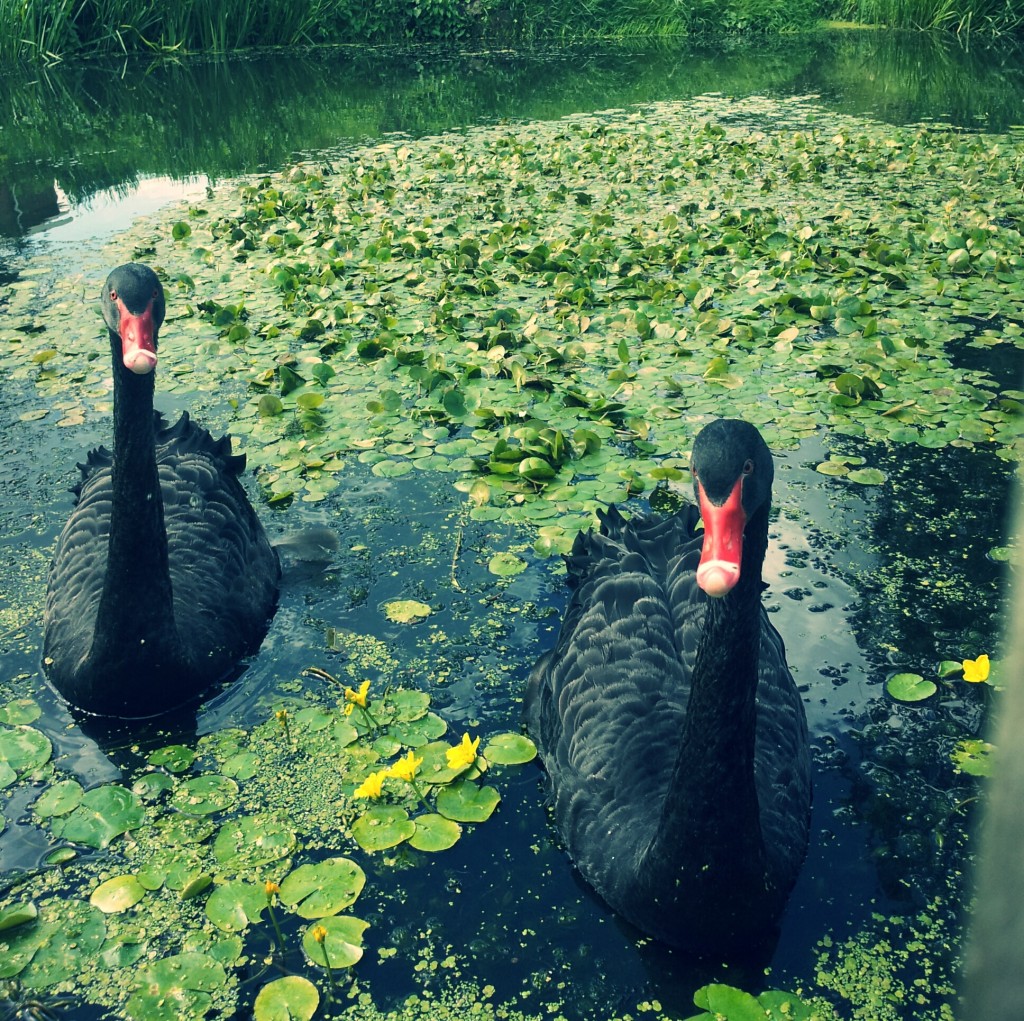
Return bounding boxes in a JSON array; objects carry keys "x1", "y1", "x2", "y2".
[
  {"x1": 89, "y1": 355, "x2": 178, "y2": 668},
  {"x1": 649, "y1": 504, "x2": 772, "y2": 906}
]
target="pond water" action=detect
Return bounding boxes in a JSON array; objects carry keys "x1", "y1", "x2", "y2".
[{"x1": 0, "y1": 28, "x2": 1019, "y2": 1021}]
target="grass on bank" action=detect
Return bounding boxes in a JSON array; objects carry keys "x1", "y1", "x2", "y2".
[{"x1": 2, "y1": 0, "x2": 1022, "y2": 63}]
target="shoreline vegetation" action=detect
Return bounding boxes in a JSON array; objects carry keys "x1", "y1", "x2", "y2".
[{"x1": 1, "y1": 0, "x2": 1022, "y2": 64}]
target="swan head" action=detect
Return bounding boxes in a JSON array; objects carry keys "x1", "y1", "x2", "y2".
[
  {"x1": 102, "y1": 263, "x2": 165, "y2": 376},
  {"x1": 691, "y1": 419, "x2": 774, "y2": 598}
]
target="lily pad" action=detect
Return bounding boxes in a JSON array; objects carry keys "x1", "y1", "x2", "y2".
[
  {"x1": 351, "y1": 806, "x2": 415, "y2": 851},
  {"x1": 170, "y1": 774, "x2": 239, "y2": 815},
  {"x1": 213, "y1": 814, "x2": 297, "y2": 871},
  {"x1": 390, "y1": 712, "x2": 448, "y2": 747},
  {"x1": 0, "y1": 725, "x2": 53, "y2": 780},
  {"x1": 33, "y1": 778, "x2": 84, "y2": 817},
  {"x1": 886, "y1": 672, "x2": 938, "y2": 703},
  {"x1": 0, "y1": 902, "x2": 37, "y2": 933},
  {"x1": 91, "y1": 875, "x2": 147, "y2": 914},
  {"x1": 205, "y1": 880, "x2": 268, "y2": 932},
  {"x1": 435, "y1": 781, "x2": 501, "y2": 823},
  {"x1": 847, "y1": 467, "x2": 886, "y2": 486},
  {"x1": 483, "y1": 732, "x2": 538, "y2": 765},
  {"x1": 408, "y1": 813, "x2": 462, "y2": 852},
  {"x1": 54, "y1": 785, "x2": 145, "y2": 849},
  {"x1": 278, "y1": 857, "x2": 366, "y2": 918},
  {"x1": 488, "y1": 552, "x2": 528, "y2": 576},
  {"x1": 126, "y1": 952, "x2": 227, "y2": 1021},
  {"x1": 0, "y1": 699, "x2": 41, "y2": 725},
  {"x1": 148, "y1": 744, "x2": 197, "y2": 773},
  {"x1": 254, "y1": 976, "x2": 320, "y2": 1021},
  {"x1": 383, "y1": 599, "x2": 433, "y2": 623},
  {"x1": 301, "y1": 915, "x2": 369, "y2": 969},
  {"x1": 13, "y1": 901, "x2": 106, "y2": 988}
]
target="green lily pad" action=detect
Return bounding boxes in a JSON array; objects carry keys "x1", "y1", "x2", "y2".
[
  {"x1": 416, "y1": 740, "x2": 471, "y2": 785},
  {"x1": 0, "y1": 725, "x2": 53, "y2": 779},
  {"x1": 301, "y1": 915, "x2": 369, "y2": 970},
  {"x1": 213, "y1": 814, "x2": 296, "y2": 871},
  {"x1": 488, "y1": 552, "x2": 528, "y2": 576},
  {"x1": 170, "y1": 774, "x2": 239, "y2": 815},
  {"x1": 0, "y1": 699, "x2": 41, "y2": 725},
  {"x1": 33, "y1": 778, "x2": 84, "y2": 817},
  {"x1": 148, "y1": 744, "x2": 197, "y2": 773},
  {"x1": 408, "y1": 813, "x2": 462, "y2": 852},
  {"x1": 0, "y1": 902, "x2": 37, "y2": 933},
  {"x1": 387, "y1": 688, "x2": 431, "y2": 722},
  {"x1": 15, "y1": 901, "x2": 106, "y2": 988},
  {"x1": 952, "y1": 739, "x2": 996, "y2": 778},
  {"x1": 383, "y1": 599, "x2": 433, "y2": 623},
  {"x1": 351, "y1": 806, "x2": 415, "y2": 851},
  {"x1": 126, "y1": 952, "x2": 227, "y2": 1021},
  {"x1": 205, "y1": 880, "x2": 268, "y2": 932},
  {"x1": 91, "y1": 875, "x2": 147, "y2": 914},
  {"x1": 391, "y1": 712, "x2": 448, "y2": 750},
  {"x1": 133, "y1": 771, "x2": 177, "y2": 800},
  {"x1": 847, "y1": 467, "x2": 886, "y2": 485},
  {"x1": 886, "y1": 672, "x2": 938, "y2": 703},
  {"x1": 54, "y1": 784, "x2": 145, "y2": 849},
  {"x1": 254, "y1": 976, "x2": 320, "y2": 1021},
  {"x1": 435, "y1": 781, "x2": 501, "y2": 823},
  {"x1": 278, "y1": 857, "x2": 366, "y2": 918},
  {"x1": 483, "y1": 733, "x2": 538, "y2": 765}
]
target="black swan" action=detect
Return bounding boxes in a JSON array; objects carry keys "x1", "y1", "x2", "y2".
[
  {"x1": 525, "y1": 418, "x2": 811, "y2": 956},
  {"x1": 43, "y1": 263, "x2": 280, "y2": 718}
]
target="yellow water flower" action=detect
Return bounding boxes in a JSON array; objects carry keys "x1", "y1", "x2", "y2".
[
  {"x1": 312, "y1": 924, "x2": 328, "y2": 944},
  {"x1": 389, "y1": 750, "x2": 423, "y2": 782},
  {"x1": 344, "y1": 680, "x2": 371, "y2": 707},
  {"x1": 446, "y1": 732, "x2": 481, "y2": 770},
  {"x1": 264, "y1": 881, "x2": 280, "y2": 898},
  {"x1": 354, "y1": 771, "x2": 386, "y2": 799},
  {"x1": 963, "y1": 654, "x2": 991, "y2": 683}
]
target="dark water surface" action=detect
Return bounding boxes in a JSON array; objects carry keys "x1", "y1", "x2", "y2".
[{"x1": 0, "y1": 28, "x2": 1017, "y2": 1021}]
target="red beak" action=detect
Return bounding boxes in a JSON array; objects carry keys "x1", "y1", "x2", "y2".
[
  {"x1": 118, "y1": 297, "x2": 158, "y2": 375},
  {"x1": 696, "y1": 476, "x2": 747, "y2": 598}
]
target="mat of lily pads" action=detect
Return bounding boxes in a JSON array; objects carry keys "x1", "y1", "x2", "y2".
[{"x1": 1, "y1": 93, "x2": 1020, "y2": 1021}]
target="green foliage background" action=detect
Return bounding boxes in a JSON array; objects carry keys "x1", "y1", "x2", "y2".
[{"x1": 2, "y1": 0, "x2": 1023, "y2": 62}]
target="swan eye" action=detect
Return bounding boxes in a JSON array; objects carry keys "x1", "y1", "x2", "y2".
[
  {"x1": 742, "y1": 459, "x2": 754, "y2": 475},
  {"x1": 109, "y1": 289, "x2": 117, "y2": 301}
]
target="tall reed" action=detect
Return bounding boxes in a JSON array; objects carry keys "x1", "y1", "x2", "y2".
[{"x1": 839, "y1": 0, "x2": 1024, "y2": 34}]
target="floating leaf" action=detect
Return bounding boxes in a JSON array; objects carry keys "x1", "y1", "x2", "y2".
[
  {"x1": 408, "y1": 813, "x2": 461, "y2": 852},
  {"x1": 953, "y1": 739, "x2": 995, "y2": 778},
  {"x1": 301, "y1": 916, "x2": 369, "y2": 969},
  {"x1": 254, "y1": 976, "x2": 320, "y2": 1021},
  {"x1": 279, "y1": 857, "x2": 366, "y2": 918},
  {"x1": 847, "y1": 467, "x2": 886, "y2": 486},
  {"x1": 14, "y1": 901, "x2": 106, "y2": 988},
  {"x1": 33, "y1": 778, "x2": 84, "y2": 817},
  {"x1": 383, "y1": 599, "x2": 433, "y2": 623},
  {"x1": 55, "y1": 785, "x2": 144, "y2": 849},
  {"x1": 127, "y1": 952, "x2": 227, "y2": 1021},
  {"x1": 351, "y1": 806, "x2": 415, "y2": 851},
  {"x1": 213, "y1": 815, "x2": 296, "y2": 871},
  {"x1": 91, "y1": 875, "x2": 147, "y2": 914},
  {"x1": 435, "y1": 781, "x2": 500, "y2": 823},
  {"x1": 170, "y1": 775, "x2": 239, "y2": 816},
  {"x1": 488, "y1": 552, "x2": 527, "y2": 577},
  {"x1": 886, "y1": 672, "x2": 937, "y2": 703},
  {"x1": 205, "y1": 880, "x2": 267, "y2": 932},
  {"x1": 149, "y1": 744, "x2": 197, "y2": 773},
  {"x1": 0, "y1": 699, "x2": 41, "y2": 725},
  {"x1": 0, "y1": 902, "x2": 37, "y2": 933},
  {"x1": 0, "y1": 725, "x2": 53, "y2": 779},
  {"x1": 483, "y1": 733, "x2": 538, "y2": 765}
]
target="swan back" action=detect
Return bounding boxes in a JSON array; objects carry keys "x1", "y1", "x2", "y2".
[{"x1": 525, "y1": 420, "x2": 811, "y2": 954}]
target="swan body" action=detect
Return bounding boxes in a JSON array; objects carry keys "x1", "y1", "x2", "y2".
[
  {"x1": 43, "y1": 263, "x2": 280, "y2": 718},
  {"x1": 525, "y1": 419, "x2": 810, "y2": 955}
]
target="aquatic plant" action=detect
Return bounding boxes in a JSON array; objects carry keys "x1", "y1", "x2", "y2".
[{"x1": 0, "y1": 673, "x2": 535, "y2": 1018}]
